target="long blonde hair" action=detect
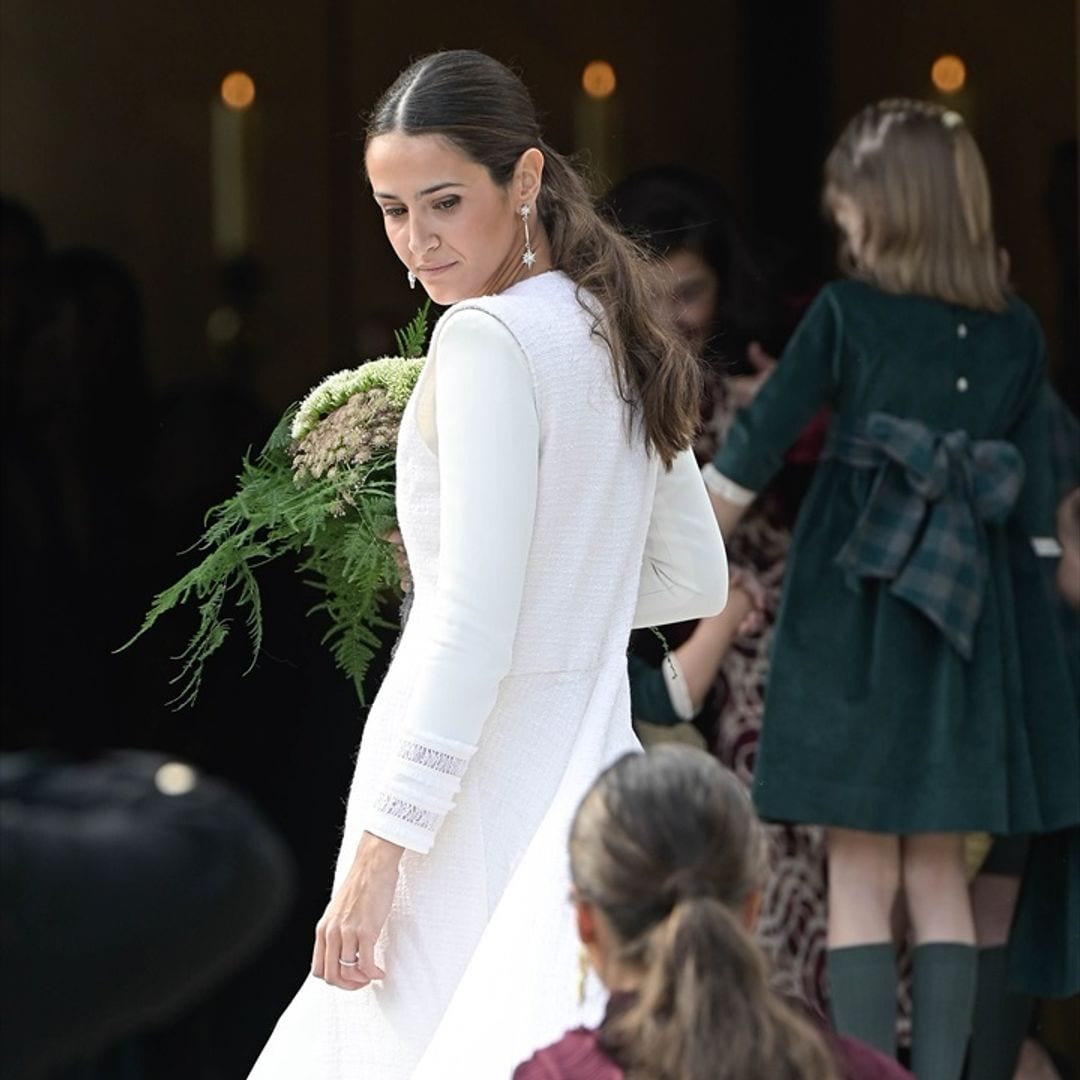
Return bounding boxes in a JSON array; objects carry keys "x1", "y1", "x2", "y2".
[
  {"x1": 366, "y1": 50, "x2": 701, "y2": 468},
  {"x1": 824, "y1": 98, "x2": 1007, "y2": 311},
  {"x1": 570, "y1": 747, "x2": 839, "y2": 1080}
]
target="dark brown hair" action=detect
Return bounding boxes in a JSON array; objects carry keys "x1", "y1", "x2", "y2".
[
  {"x1": 824, "y1": 98, "x2": 1007, "y2": 311},
  {"x1": 366, "y1": 50, "x2": 701, "y2": 467},
  {"x1": 570, "y1": 747, "x2": 838, "y2": 1080}
]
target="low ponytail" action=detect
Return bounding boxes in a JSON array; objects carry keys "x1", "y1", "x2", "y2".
[
  {"x1": 605, "y1": 898, "x2": 835, "y2": 1080},
  {"x1": 535, "y1": 143, "x2": 703, "y2": 467},
  {"x1": 571, "y1": 748, "x2": 839, "y2": 1080}
]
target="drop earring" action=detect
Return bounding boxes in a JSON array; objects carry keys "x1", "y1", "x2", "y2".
[
  {"x1": 576, "y1": 945, "x2": 589, "y2": 1006},
  {"x1": 407, "y1": 270, "x2": 417, "y2": 290},
  {"x1": 519, "y1": 205, "x2": 536, "y2": 269}
]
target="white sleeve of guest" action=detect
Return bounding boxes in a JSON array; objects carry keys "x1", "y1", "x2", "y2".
[
  {"x1": 632, "y1": 448, "x2": 729, "y2": 629},
  {"x1": 701, "y1": 462, "x2": 757, "y2": 505},
  {"x1": 365, "y1": 310, "x2": 539, "y2": 854}
]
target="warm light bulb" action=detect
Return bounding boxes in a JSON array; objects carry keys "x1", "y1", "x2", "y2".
[
  {"x1": 221, "y1": 71, "x2": 256, "y2": 110},
  {"x1": 931, "y1": 55, "x2": 966, "y2": 94},
  {"x1": 155, "y1": 762, "x2": 198, "y2": 796},
  {"x1": 582, "y1": 60, "x2": 617, "y2": 100}
]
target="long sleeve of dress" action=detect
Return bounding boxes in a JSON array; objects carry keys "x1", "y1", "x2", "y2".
[
  {"x1": 710, "y1": 287, "x2": 841, "y2": 496},
  {"x1": 365, "y1": 310, "x2": 727, "y2": 853},
  {"x1": 632, "y1": 447, "x2": 728, "y2": 629},
  {"x1": 365, "y1": 310, "x2": 540, "y2": 853}
]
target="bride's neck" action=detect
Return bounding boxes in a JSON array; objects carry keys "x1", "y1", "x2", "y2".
[{"x1": 482, "y1": 232, "x2": 553, "y2": 296}]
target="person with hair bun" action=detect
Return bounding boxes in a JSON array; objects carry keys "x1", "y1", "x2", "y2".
[
  {"x1": 516, "y1": 745, "x2": 912, "y2": 1080},
  {"x1": 248, "y1": 50, "x2": 726, "y2": 1079}
]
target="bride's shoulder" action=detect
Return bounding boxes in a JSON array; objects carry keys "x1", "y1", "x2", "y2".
[
  {"x1": 431, "y1": 301, "x2": 518, "y2": 353},
  {"x1": 434, "y1": 272, "x2": 571, "y2": 342}
]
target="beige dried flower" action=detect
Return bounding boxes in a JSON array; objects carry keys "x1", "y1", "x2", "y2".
[{"x1": 292, "y1": 387, "x2": 402, "y2": 485}]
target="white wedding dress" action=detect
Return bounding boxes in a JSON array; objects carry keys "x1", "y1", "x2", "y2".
[{"x1": 248, "y1": 271, "x2": 726, "y2": 1079}]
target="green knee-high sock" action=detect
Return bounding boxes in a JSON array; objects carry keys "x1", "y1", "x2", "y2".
[
  {"x1": 911, "y1": 942, "x2": 977, "y2": 1080},
  {"x1": 964, "y1": 946, "x2": 1033, "y2": 1080},
  {"x1": 827, "y1": 943, "x2": 898, "y2": 1057}
]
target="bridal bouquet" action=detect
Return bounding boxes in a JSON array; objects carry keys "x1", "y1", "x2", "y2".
[{"x1": 124, "y1": 306, "x2": 428, "y2": 708}]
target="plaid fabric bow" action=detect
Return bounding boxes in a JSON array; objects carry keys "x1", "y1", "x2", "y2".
[{"x1": 826, "y1": 412, "x2": 1025, "y2": 659}]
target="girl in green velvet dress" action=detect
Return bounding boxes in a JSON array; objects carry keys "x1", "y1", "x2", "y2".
[{"x1": 706, "y1": 100, "x2": 1079, "y2": 1080}]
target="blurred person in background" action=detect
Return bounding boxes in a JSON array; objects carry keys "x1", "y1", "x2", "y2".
[{"x1": 606, "y1": 166, "x2": 832, "y2": 1015}]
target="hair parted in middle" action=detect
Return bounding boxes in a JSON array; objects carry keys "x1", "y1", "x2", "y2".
[
  {"x1": 366, "y1": 49, "x2": 702, "y2": 468},
  {"x1": 824, "y1": 98, "x2": 1007, "y2": 312},
  {"x1": 570, "y1": 746, "x2": 839, "y2": 1080}
]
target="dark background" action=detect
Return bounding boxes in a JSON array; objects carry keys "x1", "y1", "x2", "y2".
[
  {"x1": 1, "y1": 1, "x2": 1076, "y2": 1076},
  {"x1": 2, "y1": 1, "x2": 1075, "y2": 404}
]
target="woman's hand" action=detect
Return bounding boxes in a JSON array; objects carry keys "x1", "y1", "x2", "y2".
[
  {"x1": 1056, "y1": 487, "x2": 1080, "y2": 610},
  {"x1": 727, "y1": 342, "x2": 777, "y2": 411},
  {"x1": 727, "y1": 566, "x2": 769, "y2": 637},
  {"x1": 384, "y1": 528, "x2": 412, "y2": 593},
  {"x1": 311, "y1": 832, "x2": 404, "y2": 990}
]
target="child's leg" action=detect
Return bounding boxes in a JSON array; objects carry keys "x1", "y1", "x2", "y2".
[
  {"x1": 826, "y1": 827, "x2": 901, "y2": 1055},
  {"x1": 966, "y1": 837, "x2": 1033, "y2": 1080},
  {"x1": 903, "y1": 832, "x2": 977, "y2": 1080}
]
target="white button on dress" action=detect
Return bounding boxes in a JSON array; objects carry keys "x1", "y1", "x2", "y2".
[
  {"x1": 957, "y1": 376, "x2": 970, "y2": 392},
  {"x1": 957, "y1": 323, "x2": 968, "y2": 339}
]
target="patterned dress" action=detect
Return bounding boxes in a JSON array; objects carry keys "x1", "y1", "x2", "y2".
[
  {"x1": 628, "y1": 380, "x2": 831, "y2": 1015},
  {"x1": 705, "y1": 384, "x2": 830, "y2": 1015}
]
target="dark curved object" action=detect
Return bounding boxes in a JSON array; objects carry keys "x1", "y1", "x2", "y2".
[{"x1": 0, "y1": 749, "x2": 295, "y2": 1078}]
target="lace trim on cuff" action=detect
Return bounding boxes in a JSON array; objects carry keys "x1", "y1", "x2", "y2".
[
  {"x1": 398, "y1": 739, "x2": 470, "y2": 778},
  {"x1": 371, "y1": 793, "x2": 442, "y2": 834},
  {"x1": 366, "y1": 733, "x2": 479, "y2": 852}
]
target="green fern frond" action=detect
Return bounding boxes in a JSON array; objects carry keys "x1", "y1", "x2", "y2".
[
  {"x1": 394, "y1": 299, "x2": 431, "y2": 359},
  {"x1": 123, "y1": 309, "x2": 430, "y2": 709}
]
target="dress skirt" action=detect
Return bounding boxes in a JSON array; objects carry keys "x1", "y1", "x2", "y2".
[
  {"x1": 752, "y1": 461, "x2": 1080, "y2": 836},
  {"x1": 248, "y1": 600, "x2": 637, "y2": 1078}
]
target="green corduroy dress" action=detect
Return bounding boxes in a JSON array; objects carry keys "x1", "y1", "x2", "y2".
[{"x1": 712, "y1": 279, "x2": 1079, "y2": 838}]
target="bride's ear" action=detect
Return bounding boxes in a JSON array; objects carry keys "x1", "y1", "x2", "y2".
[
  {"x1": 515, "y1": 147, "x2": 545, "y2": 206},
  {"x1": 573, "y1": 897, "x2": 598, "y2": 945}
]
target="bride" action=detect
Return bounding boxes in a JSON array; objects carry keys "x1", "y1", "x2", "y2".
[{"x1": 249, "y1": 49, "x2": 727, "y2": 1079}]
